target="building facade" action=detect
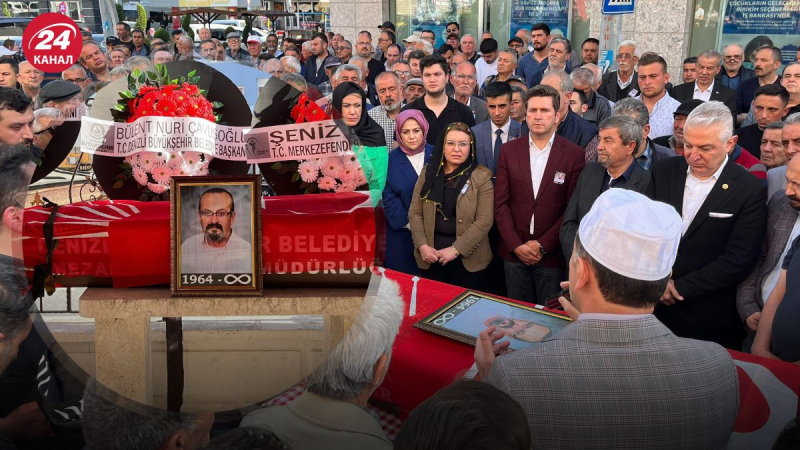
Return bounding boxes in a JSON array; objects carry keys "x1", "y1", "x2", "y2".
[{"x1": 327, "y1": 0, "x2": 800, "y2": 82}]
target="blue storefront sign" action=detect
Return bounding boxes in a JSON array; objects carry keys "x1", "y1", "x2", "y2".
[
  {"x1": 720, "y1": 0, "x2": 799, "y2": 65},
  {"x1": 509, "y1": 0, "x2": 570, "y2": 40}
]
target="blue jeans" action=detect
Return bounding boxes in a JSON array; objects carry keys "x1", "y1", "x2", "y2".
[{"x1": 504, "y1": 260, "x2": 563, "y2": 305}]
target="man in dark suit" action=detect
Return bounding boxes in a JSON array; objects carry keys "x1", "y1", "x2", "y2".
[
  {"x1": 613, "y1": 98, "x2": 677, "y2": 170},
  {"x1": 737, "y1": 157, "x2": 800, "y2": 345},
  {"x1": 671, "y1": 50, "x2": 736, "y2": 118},
  {"x1": 560, "y1": 115, "x2": 650, "y2": 261},
  {"x1": 495, "y1": 85, "x2": 586, "y2": 305},
  {"x1": 646, "y1": 101, "x2": 766, "y2": 349},
  {"x1": 472, "y1": 82, "x2": 522, "y2": 175},
  {"x1": 450, "y1": 61, "x2": 489, "y2": 124},
  {"x1": 473, "y1": 82, "x2": 521, "y2": 296},
  {"x1": 716, "y1": 43, "x2": 755, "y2": 91},
  {"x1": 597, "y1": 40, "x2": 639, "y2": 102},
  {"x1": 304, "y1": 32, "x2": 333, "y2": 86}
]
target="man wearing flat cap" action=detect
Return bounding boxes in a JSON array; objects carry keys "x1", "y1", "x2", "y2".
[
  {"x1": 646, "y1": 101, "x2": 766, "y2": 349},
  {"x1": 476, "y1": 189, "x2": 739, "y2": 449},
  {"x1": 39, "y1": 80, "x2": 83, "y2": 118},
  {"x1": 224, "y1": 32, "x2": 250, "y2": 63}
]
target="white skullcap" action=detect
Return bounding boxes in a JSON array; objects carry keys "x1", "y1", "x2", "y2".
[{"x1": 577, "y1": 189, "x2": 682, "y2": 281}]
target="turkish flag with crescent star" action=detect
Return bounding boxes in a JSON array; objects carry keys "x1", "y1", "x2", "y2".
[{"x1": 727, "y1": 350, "x2": 800, "y2": 448}]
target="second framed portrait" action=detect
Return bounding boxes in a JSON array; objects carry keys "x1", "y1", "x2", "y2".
[
  {"x1": 171, "y1": 175, "x2": 263, "y2": 296},
  {"x1": 415, "y1": 291, "x2": 571, "y2": 350}
]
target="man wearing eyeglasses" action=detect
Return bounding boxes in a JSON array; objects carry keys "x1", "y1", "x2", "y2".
[
  {"x1": 336, "y1": 40, "x2": 353, "y2": 64},
  {"x1": 716, "y1": 44, "x2": 755, "y2": 92},
  {"x1": 62, "y1": 65, "x2": 92, "y2": 90},
  {"x1": 450, "y1": 61, "x2": 489, "y2": 125},
  {"x1": 181, "y1": 188, "x2": 252, "y2": 274},
  {"x1": 597, "y1": 40, "x2": 639, "y2": 102},
  {"x1": 445, "y1": 22, "x2": 460, "y2": 39},
  {"x1": 356, "y1": 31, "x2": 385, "y2": 85}
]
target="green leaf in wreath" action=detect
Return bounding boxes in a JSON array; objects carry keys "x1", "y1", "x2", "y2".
[
  {"x1": 132, "y1": 69, "x2": 141, "y2": 78},
  {"x1": 187, "y1": 70, "x2": 196, "y2": 78},
  {"x1": 114, "y1": 173, "x2": 126, "y2": 180},
  {"x1": 147, "y1": 71, "x2": 157, "y2": 81},
  {"x1": 270, "y1": 162, "x2": 283, "y2": 170},
  {"x1": 304, "y1": 185, "x2": 315, "y2": 194},
  {"x1": 291, "y1": 172, "x2": 300, "y2": 183},
  {"x1": 112, "y1": 181, "x2": 124, "y2": 189},
  {"x1": 189, "y1": 76, "x2": 200, "y2": 84},
  {"x1": 113, "y1": 104, "x2": 126, "y2": 111}
]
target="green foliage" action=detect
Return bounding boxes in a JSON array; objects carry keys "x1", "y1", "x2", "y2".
[
  {"x1": 111, "y1": 66, "x2": 208, "y2": 123},
  {"x1": 2, "y1": 3, "x2": 9, "y2": 17},
  {"x1": 135, "y1": 4, "x2": 147, "y2": 33},
  {"x1": 153, "y1": 27, "x2": 170, "y2": 43},
  {"x1": 181, "y1": 14, "x2": 194, "y2": 40},
  {"x1": 115, "y1": 3, "x2": 124, "y2": 22},
  {"x1": 224, "y1": 26, "x2": 235, "y2": 38}
]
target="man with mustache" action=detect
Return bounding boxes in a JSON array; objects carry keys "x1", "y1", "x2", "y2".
[
  {"x1": 736, "y1": 46, "x2": 782, "y2": 126},
  {"x1": 598, "y1": 40, "x2": 639, "y2": 102},
  {"x1": 369, "y1": 71, "x2": 405, "y2": 149},
  {"x1": 181, "y1": 188, "x2": 253, "y2": 274}
]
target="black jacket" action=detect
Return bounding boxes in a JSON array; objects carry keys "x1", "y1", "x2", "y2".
[
  {"x1": 646, "y1": 156, "x2": 766, "y2": 345},
  {"x1": 671, "y1": 82, "x2": 737, "y2": 117},
  {"x1": 560, "y1": 161, "x2": 650, "y2": 260},
  {"x1": 304, "y1": 54, "x2": 331, "y2": 86},
  {"x1": 598, "y1": 70, "x2": 639, "y2": 102}
]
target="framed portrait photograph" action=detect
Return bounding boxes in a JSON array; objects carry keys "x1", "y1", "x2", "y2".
[
  {"x1": 171, "y1": 175, "x2": 263, "y2": 296},
  {"x1": 414, "y1": 291, "x2": 571, "y2": 350}
]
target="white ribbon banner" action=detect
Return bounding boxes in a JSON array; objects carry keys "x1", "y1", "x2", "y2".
[{"x1": 79, "y1": 116, "x2": 354, "y2": 163}]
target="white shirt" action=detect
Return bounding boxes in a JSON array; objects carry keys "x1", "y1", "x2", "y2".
[
  {"x1": 681, "y1": 156, "x2": 727, "y2": 235},
  {"x1": 762, "y1": 213, "x2": 800, "y2": 303},
  {"x1": 529, "y1": 131, "x2": 555, "y2": 234},
  {"x1": 475, "y1": 58, "x2": 498, "y2": 89},
  {"x1": 490, "y1": 118, "x2": 512, "y2": 152},
  {"x1": 693, "y1": 80, "x2": 714, "y2": 102},
  {"x1": 180, "y1": 230, "x2": 253, "y2": 274},
  {"x1": 407, "y1": 151, "x2": 425, "y2": 175}
]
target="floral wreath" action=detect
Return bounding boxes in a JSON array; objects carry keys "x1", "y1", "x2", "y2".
[{"x1": 110, "y1": 65, "x2": 223, "y2": 199}]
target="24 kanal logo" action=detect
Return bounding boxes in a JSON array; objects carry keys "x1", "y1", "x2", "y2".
[{"x1": 22, "y1": 13, "x2": 82, "y2": 73}]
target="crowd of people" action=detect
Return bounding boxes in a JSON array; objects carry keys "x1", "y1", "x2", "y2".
[{"x1": 0, "y1": 17, "x2": 798, "y2": 450}]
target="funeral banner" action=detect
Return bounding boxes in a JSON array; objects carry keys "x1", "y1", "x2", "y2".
[{"x1": 79, "y1": 116, "x2": 354, "y2": 164}]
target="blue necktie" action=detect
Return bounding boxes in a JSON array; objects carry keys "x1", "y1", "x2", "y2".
[{"x1": 493, "y1": 129, "x2": 503, "y2": 172}]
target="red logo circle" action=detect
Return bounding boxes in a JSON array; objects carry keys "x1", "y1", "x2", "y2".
[{"x1": 22, "y1": 13, "x2": 82, "y2": 73}]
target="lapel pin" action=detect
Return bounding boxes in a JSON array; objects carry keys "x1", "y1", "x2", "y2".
[{"x1": 722, "y1": 184, "x2": 729, "y2": 190}]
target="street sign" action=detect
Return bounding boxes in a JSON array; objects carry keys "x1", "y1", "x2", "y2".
[
  {"x1": 602, "y1": 0, "x2": 635, "y2": 15},
  {"x1": 58, "y1": 2, "x2": 67, "y2": 14}
]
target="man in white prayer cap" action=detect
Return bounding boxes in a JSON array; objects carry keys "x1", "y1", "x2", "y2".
[{"x1": 474, "y1": 189, "x2": 739, "y2": 450}]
